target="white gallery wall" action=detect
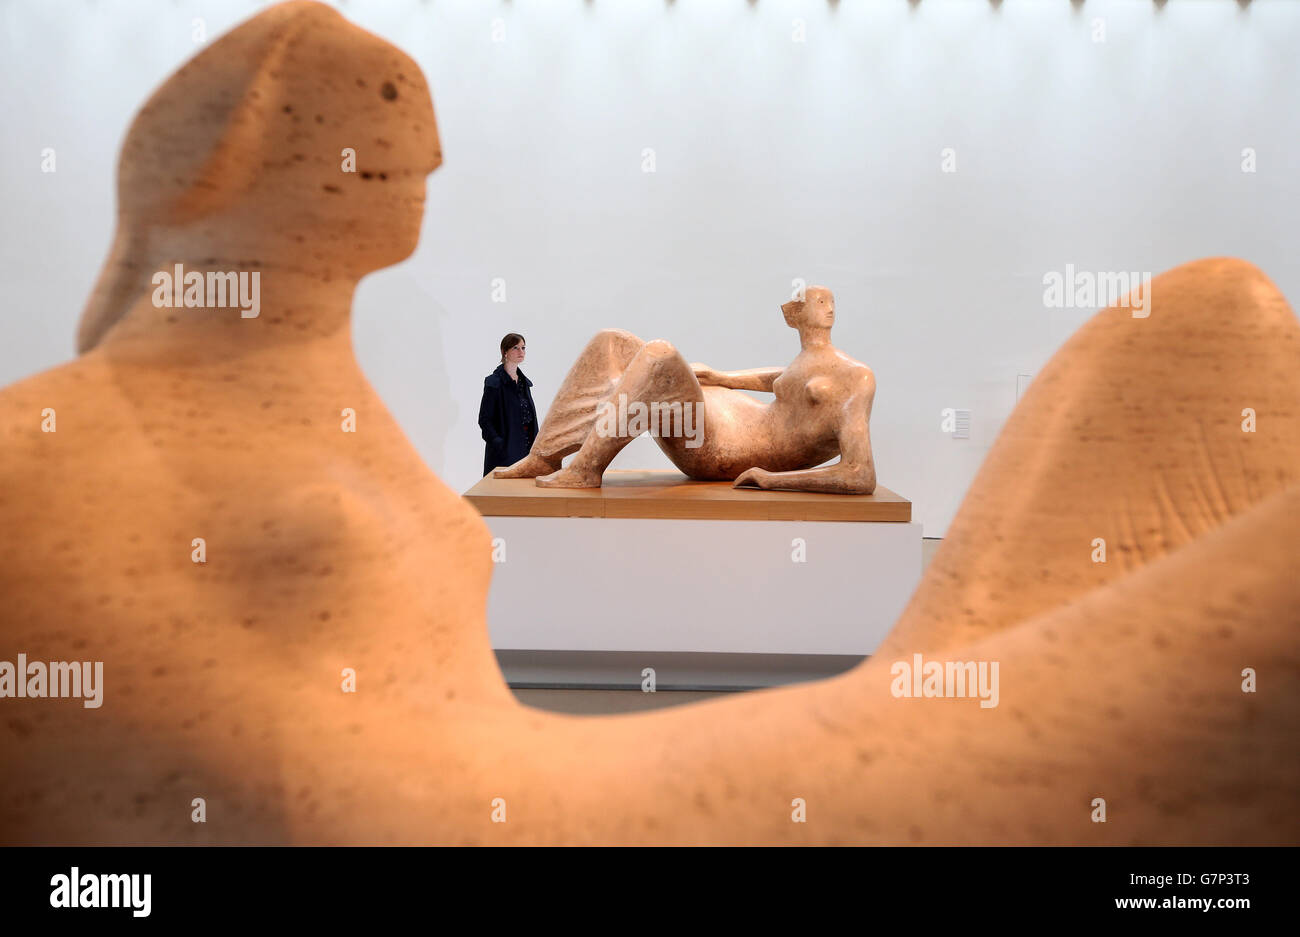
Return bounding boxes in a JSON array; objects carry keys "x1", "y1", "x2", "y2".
[{"x1": 2, "y1": 0, "x2": 1297, "y2": 536}]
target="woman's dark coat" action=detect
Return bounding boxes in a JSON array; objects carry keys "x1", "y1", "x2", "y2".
[{"x1": 478, "y1": 363, "x2": 538, "y2": 477}]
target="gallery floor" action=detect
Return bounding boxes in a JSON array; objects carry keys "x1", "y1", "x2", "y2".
[{"x1": 512, "y1": 537, "x2": 944, "y2": 714}]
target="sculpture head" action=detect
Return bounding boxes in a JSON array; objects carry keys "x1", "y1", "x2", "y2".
[
  {"x1": 78, "y1": 0, "x2": 442, "y2": 352},
  {"x1": 781, "y1": 286, "x2": 835, "y2": 331}
]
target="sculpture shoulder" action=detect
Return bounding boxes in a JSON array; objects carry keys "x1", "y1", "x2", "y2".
[
  {"x1": 0, "y1": 356, "x2": 101, "y2": 467},
  {"x1": 832, "y1": 354, "x2": 875, "y2": 396},
  {"x1": 0, "y1": 356, "x2": 115, "y2": 569},
  {"x1": 785, "y1": 353, "x2": 874, "y2": 402},
  {"x1": 829, "y1": 348, "x2": 873, "y2": 381}
]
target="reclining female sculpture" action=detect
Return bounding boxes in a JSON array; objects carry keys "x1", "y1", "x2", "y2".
[
  {"x1": 1, "y1": 1, "x2": 1297, "y2": 845},
  {"x1": 492, "y1": 288, "x2": 878, "y2": 495}
]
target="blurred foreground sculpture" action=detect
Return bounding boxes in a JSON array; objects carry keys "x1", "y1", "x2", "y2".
[
  {"x1": 1, "y1": 1, "x2": 1298, "y2": 845},
  {"x1": 493, "y1": 288, "x2": 878, "y2": 495}
]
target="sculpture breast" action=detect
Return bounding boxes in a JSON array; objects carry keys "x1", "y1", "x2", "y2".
[{"x1": 805, "y1": 375, "x2": 834, "y2": 405}]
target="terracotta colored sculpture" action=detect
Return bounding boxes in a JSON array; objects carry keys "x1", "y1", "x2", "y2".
[
  {"x1": 1, "y1": 2, "x2": 1297, "y2": 846},
  {"x1": 493, "y1": 290, "x2": 878, "y2": 494}
]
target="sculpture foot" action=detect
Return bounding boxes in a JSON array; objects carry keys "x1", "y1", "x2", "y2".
[
  {"x1": 536, "y1": 466, "x2": 603, "y2": 488},
  {"x1": 494, "y1": 453, "x2": 560, "y2": 478}
]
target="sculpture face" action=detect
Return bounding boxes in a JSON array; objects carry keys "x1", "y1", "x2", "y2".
[
  {"x1": 782, "y1": 286, "x2": 834, "y2": 331},
  {"x1": 78, "y1": 1, "x2": 442, "y2": 350},
  {"x1": 806, "y1": 288, "x2": 835, "y2": 328},
  {"x1": 232, "y1": 12, "x2": 441, "y2": 270}
]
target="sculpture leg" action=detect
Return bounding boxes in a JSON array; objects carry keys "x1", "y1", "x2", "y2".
[
  {"x1": 494, "y1": 329, "x2": 646, "y2": 478},
  {"x1": 876, "y1": 257, "x2": 1300, "y2": 660},
  {"x1": 537, "y1": 339, "x2": 704, "y2": 488}
]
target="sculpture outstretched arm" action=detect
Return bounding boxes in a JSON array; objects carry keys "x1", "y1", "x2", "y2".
[{"x1": 691, "y1": 364, "x2": 782, "y2": 392}]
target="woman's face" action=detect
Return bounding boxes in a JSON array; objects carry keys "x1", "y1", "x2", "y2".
[{"x1": 506, "y1": 341, "x2": 526, "y2": 365}]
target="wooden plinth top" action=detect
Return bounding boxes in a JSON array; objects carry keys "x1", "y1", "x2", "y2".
[{"x1": 463, "y1": 470, "x2": 911, "y2": 523}]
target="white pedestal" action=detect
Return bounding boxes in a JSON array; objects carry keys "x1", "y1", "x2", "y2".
[{"x1": 484, "y1": 515, "x2": 923, "y2": 688}]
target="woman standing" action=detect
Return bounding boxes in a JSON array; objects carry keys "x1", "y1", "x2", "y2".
[{"x1": 478, "y1": 333, "x2": 539, "y2": 477}]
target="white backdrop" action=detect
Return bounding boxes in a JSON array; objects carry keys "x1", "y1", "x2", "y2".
[{"x1": 3, "y1": 0, "x2": 1297, "y2": 535}]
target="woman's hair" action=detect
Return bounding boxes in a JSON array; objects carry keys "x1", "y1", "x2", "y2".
[{"x1": 500, "y1": 333, "x2": 525, "y2": 363}]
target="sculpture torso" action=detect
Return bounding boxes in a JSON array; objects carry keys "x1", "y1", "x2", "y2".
[
  {"x1": 660, "y1": 345, "x2": 873, "y2": 478},
  {"x1": 0, "y1": 342, "x2": 518, "y2": 843}
]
